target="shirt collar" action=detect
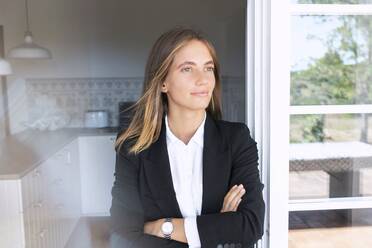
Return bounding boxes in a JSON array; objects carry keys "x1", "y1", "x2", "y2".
[{"x1": 165, "y1": 111, "x2": 206, "y2": 147}]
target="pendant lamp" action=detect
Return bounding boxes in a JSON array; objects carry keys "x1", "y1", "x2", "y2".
[{"x1": 8, "y1": 0, "x2": 52, "y2": 59}]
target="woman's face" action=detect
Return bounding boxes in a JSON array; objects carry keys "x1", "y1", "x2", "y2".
[{"x1": 162, "y1": 39, "x2": 216, "y2": 113}]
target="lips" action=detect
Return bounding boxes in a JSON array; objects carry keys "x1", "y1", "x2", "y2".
[{"x1": 191, "y1": 91, "x2": 208, "y2": 96}]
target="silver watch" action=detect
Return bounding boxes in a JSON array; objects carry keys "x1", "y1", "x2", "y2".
[{"x1": 161, "y1": 217, "x2": 173, "y2": 239}]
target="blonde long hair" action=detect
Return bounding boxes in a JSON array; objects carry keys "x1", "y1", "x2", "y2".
[{"x1": 115, "y1": 26, "x2": 222, "y2": 155}]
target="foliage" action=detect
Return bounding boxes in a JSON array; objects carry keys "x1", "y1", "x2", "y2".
[{"x1": 291, "y1": 9, "x2": 372, "y2": 142}]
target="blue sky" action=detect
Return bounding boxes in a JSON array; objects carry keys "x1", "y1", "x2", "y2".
[{"x1": 291, "y1": 15, "x2": 341, "y2": 71}]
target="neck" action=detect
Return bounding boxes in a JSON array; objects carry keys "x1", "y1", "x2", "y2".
[{"x1": 166, "y1": 109, "x2": 206, "y2": 145}]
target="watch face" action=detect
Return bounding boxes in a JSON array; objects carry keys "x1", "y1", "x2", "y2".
[{"x1": 161, "y1": 221, "x2": 173, "y2": 235}]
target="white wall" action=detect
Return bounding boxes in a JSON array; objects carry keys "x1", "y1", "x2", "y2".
[{"x1": 0, "y1": 0, "x2": 245, "y2": 134}]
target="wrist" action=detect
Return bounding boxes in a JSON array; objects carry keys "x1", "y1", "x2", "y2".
[
  {"x1": 172, "y1": 218, "x2": 187, "y2": 243},
  {"x1": 160, "y1": 217, "x2": 174, "y2": 239}
]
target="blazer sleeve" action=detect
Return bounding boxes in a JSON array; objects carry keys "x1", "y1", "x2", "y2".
[
  {"x1": 109, "y1": 138, "x2": 188, "y2": 248},
  {"x1": 196, "y1": 123, "x2": 265, "y2": 248}
]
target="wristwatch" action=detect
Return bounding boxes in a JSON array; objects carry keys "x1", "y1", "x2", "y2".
[{"x1": 161, "y1": 217, "x2": 174, "y2": 239}]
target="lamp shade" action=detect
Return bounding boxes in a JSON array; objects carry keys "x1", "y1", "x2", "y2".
[
  {"x1": 0, "y1": 57, "x2": 12, "y2": 75},
  {"x1": 7, "y1": 31, "x2": 52, "y2": 59}
]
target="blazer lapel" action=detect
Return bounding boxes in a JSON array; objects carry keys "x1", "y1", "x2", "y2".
[
  {"x1": 142, "y1": 115, "x2": 183, "y2": 218},
  {"x1": 201, "y1": 112, "x2": 230, "y2": 214},
  {"x1": 142, "y1": 112, "x2": 230, "y2": 218}
]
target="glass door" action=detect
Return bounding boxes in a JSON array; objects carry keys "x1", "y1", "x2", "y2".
[
  {"x1": 289, "y1": 1, "x2": 372, "y2": 247},
  {"x1": 248, "y1": 1, "x2": 372, "y2": 247}
]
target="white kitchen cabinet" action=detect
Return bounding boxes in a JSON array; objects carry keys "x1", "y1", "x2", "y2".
[
  {"x1": 78, "y1": 135, "x2": 116, "y2": 216},
  {"x1": 38, "y1": 138, "x2": 81, "y2": 248},
  {"x1": 0, "y1": 180, "x2": 24, "y2": 248},
  {"x1": 0, "y1": 138, "x2": 81, "y2": 248}
]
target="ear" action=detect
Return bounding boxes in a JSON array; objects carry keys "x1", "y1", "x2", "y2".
[{"x1": 161, "y1": 83, "x2": 168, "y2": 93}]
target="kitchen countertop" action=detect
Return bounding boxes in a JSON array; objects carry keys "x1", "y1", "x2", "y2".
[{"x1": 0, "y1": 127, "x2": 119, "y2": 180}]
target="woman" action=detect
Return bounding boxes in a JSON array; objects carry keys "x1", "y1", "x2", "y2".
[{"x1": 110, "y1": 26, "x2": 265, "y2": 248}]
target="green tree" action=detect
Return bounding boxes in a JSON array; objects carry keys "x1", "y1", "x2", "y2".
[{"x1": 292, "y1": 3, "x2": 372, "y2": 142}]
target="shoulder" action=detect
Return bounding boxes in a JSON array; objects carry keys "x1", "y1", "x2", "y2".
[
  {"x1": 213, "y1": 119, "x2": 257, "y2": 157},
  {"x1": 214, "y1": 119, "x2": 252, "y2": 140},
  {"x1": 214, "y1": 120, "x2": 258, "y2": 164}
]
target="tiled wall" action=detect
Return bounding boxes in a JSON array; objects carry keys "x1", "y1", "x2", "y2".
[
  {"x1": 26, "y1": 78, "x2": 143, "y2": 127},
  {"x1": 25, "y1": 76, "x2": 245, "y2": 128}
]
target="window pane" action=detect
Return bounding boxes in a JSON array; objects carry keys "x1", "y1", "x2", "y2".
[
  {"x1": 290, "y1": 114, "x2": 372, "y2": 199},
  {"x1": 291, "y1": 15, "x2": 372, "y2": 105},
  {"x1": 289, "y1": 209, "x2": 372, "y2": 247},
  {"x1": 292, "y1": 0, "x2": 372, "y2": 3}
]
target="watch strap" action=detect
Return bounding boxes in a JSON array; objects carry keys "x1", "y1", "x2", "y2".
[{"x1": 163, "y1": 217, "x2": 173, "y2": 240}]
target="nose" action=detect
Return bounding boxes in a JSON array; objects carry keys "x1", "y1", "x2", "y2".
[{"x1": 195, "y1": 69, "x2": 210, "y2": 86}]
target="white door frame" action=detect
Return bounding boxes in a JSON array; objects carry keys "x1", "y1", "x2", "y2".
[{"x1": 246, "y1": 1, "x2": 290, "y2": 248}]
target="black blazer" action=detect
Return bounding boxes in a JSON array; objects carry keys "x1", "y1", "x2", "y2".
[{"x1": 110, "y1": 112, "x2": 265, "y2": 248}]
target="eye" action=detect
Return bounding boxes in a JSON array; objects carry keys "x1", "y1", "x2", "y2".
[
  {"x1": 181, "y1": 67, "x2": 192, "y2": 72},
  {"x1": 206, "y1": 67, "x2": 215, "y2": 72}
]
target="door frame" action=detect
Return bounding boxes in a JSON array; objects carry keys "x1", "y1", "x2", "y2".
[{"x1": 246, "y1": 1, "x2": 290, "y2": 247}]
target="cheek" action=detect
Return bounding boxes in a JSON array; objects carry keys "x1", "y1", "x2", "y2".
[
  {"x1": 167, "y1": 76, "x2": 192, "y2": 97},
  {"x1": 167, "y1": 85, "x2": 192, "y2": 105}
]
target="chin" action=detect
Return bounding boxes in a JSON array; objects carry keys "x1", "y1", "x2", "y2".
[
  {"x1": 188, "y1": 104, "x2": 209, "y2": 111},
  {"x1": 178, "y1": 99, "x2": 211, "y2": 111}
]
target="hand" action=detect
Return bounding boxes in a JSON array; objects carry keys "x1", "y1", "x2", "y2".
[
  {"x1": 144, "y1": 219, "x2": 163, "y2": 237},
  {"x1": 220, "y1": 184, "x2": 245, "y2": 213}
]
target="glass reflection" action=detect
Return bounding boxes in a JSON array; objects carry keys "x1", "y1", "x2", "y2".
[
  {"x1": 291, "y1": 15, "x2": 372, "y2": 105},
  {"x1": 289, "y1": 209, "x2": 372, "y2": 248},
  {"x1": 290, "y1": 114, "x2": 372, "y2": 200}
]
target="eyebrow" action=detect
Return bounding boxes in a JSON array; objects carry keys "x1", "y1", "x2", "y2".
[{"x1": 177, "y1": 60, "x2": 214, "y2": 69}]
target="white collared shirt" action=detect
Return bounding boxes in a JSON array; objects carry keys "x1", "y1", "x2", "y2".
[{"x1": 165, "y1": 112, "x2": 206, "y2": 248}]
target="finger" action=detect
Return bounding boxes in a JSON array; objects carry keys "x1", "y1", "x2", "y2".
[
  {"x1": 221, "y1": 203, "x2": 228, "y2": 212},
  {"x1": 225, "y1": 185, "x2": 245, "y2": 207},
  {"x1": 225, "y1": 185, "x2": 242, "y2": 203},
  {"x1": 232, "y1": 199, "x2": 239, "y2": 211},
  {"x1": 233, "y1": 199, "x2": 242, "y2": 211},
  {"x1": 224, "y1": 185, "x2": 238, "y2": 199},
  {"x1": 222, "y1": 185, "x2": 238, "y2": 210},
  {"x1": 225, "y1": 187, "x2": 245, "y2": 211},
  {"x1": 222, "y1": 184, "x2": 245, "y2": 212},
  {"x1": 223, "y1": 189, "x2": 240, "y2": 211},
  {"x1": 231, "y1": 189, "x2": 245, "y2": 209}
]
